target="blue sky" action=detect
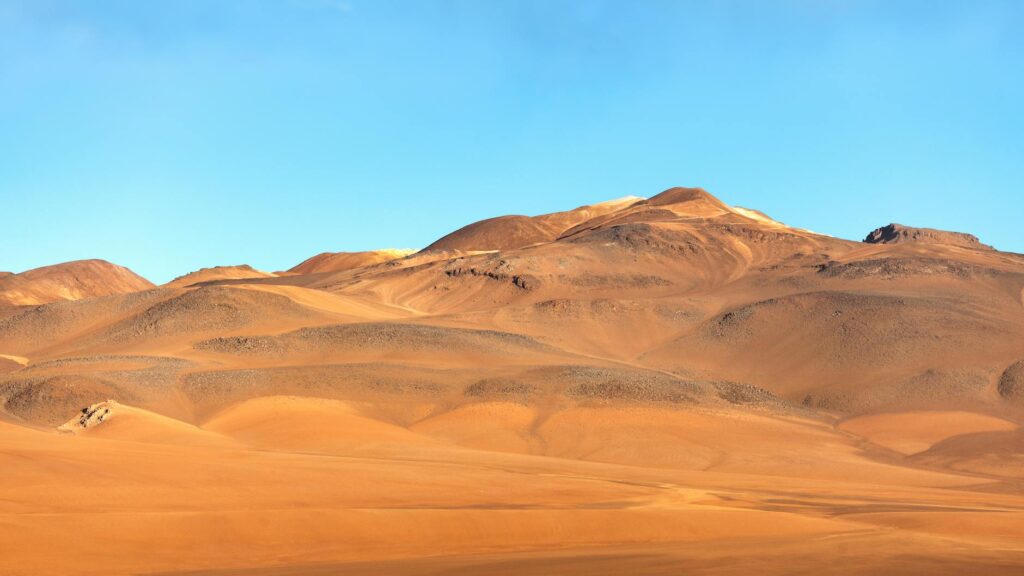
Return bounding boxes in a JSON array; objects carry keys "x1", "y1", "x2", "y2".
[{"x1": 1, "y1": 0, "x2": 1021, "y2": 283}]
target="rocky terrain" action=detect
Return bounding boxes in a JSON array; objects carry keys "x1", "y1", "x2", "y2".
[{"x1": 1, "y1": 187, "x2": 1023, "y2": 575}]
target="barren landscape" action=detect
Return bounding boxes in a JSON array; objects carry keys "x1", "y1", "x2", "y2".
[{"x1": 2, "y1": 188, "x2": 1023, "y2": 575}]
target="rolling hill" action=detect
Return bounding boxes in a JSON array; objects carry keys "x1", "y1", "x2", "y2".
[{"x1": 2, "y1": 186, "x2": 1023, "y2": 575}]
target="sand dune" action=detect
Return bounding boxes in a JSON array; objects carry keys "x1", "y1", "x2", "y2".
[{"x1": 203, "y1": 395, "x2": 438, "y2": 453}]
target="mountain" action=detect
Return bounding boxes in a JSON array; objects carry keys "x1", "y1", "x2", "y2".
[
  {"x1": 310, "y1": 187, "x2": 852, "y2": 320},
  {"x1": 288, "y1": 249, "x2": 416, "y2": 275},
  {"x1": 423, "y1": 195, "x2": 643, "y2": 252},
  {"x1": 0, "y1": 259, "x2": 154, "y2": 307},
  {"x1": 2, "y1": 186, "x2": 1023, "y2": 575}
]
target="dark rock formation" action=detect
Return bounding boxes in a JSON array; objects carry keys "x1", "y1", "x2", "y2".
[{"x1": 864, "y1": 223, "x2": 992, "y2": 250}]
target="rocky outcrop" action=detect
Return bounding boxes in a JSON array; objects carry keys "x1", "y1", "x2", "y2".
[
  {"x1": 58, "y1": 400, "x2": 117, "y2": 432},
  {"x1": 864, "y1": 223, "x2": 992, "y2": 250}
]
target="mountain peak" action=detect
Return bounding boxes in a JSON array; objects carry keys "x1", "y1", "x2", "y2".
[{"x1": 646, "y1": 187, "x2": 725, "y2": 207}]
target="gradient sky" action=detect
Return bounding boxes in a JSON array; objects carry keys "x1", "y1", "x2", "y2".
[{"x1": 2, "y1": 0, "x2": 1022, "y2": 283}]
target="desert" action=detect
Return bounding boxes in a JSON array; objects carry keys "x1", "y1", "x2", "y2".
[
  {"x1": 1, "y1": 188, "x2": 1022, "y2": 575},
  {"x1": 4, "y1": 1, "x2": 1023, "y2": 573}
]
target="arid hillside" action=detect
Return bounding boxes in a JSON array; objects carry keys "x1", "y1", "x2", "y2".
[
  {"x1": 287, "y1": 249, "x2": 416, "y2": 275},
  {"x1": 1, "y1": 187, "x2": 1023, "y2": 576},
  {"x1": 164, "y1": 264, "x2": 277, "y2": 288},
  {"x1": 0, "y1": 259, "x2": 154, "y2": 307}
]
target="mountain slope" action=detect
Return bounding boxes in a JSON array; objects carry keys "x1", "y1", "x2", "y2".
[
  {"x1": 423, "y1": 196, "x2": 643, "y2": 252},
  {"x1": 164, "y1": 265, "x2": 276, "y2": 288},
  {"x1": 288, "y1": 249, "x2": 416, "y2": 275},
  {"x1": 311, "y1": 187, "x2": 854, "y2": 316},
  {"x1": 3, "y1": 185, "x2": 1024, "y2": 575},
  {"x1": 0, "y1": 259, "x2": 154, "y2": 307}
]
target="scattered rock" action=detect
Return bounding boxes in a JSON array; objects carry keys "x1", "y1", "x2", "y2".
[
  {"x1": 58, "y1": 400, "x2": 117, "y2": 432},
  {"x1": 998, "y1": 360, "x2": 1024, "y2": 403}
]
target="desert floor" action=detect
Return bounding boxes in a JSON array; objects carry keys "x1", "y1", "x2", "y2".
[{"x1": 2, "y1": 397, "x2": 1022, "y2": 575}]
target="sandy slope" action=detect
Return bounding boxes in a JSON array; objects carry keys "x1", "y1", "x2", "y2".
[
  {"x1": 0, "y1": 259, "x2": 153, "y2": 306},
  {"x1": 288, "y1": 249, "x2": 416, "y2": 274},
  {"x1": 2, "y1": 187, "x2": 1024, "y2": 574},
  {"x1": 164, "y1": 265, "x2": 277, "y2": 288},
  {"x1": 1, "y1": 398, "x2": 1022, "y2": 576},
  {"x1": 839, "y1": 410, "x2": 1018, "y2": 454}
]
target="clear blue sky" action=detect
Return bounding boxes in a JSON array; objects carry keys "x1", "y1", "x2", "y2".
[{"x1": 2, "y1": 0, "x2": 1021, "y2": 283}]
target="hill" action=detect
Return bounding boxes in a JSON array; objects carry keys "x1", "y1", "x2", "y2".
[
  {"x1": 164, "y1": 264, "x2": 277, "y2": 288},
  {"x1": 288, "y1": 249, "x2": 416, "y2": 275},
  {"x1": 0, "y1": 259, "x2": 153, "y2": 307}
]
